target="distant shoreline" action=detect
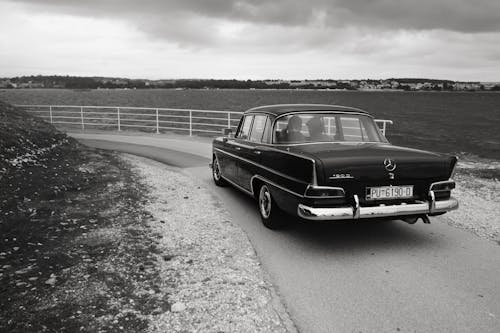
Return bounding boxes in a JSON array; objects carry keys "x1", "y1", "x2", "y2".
[{"x1": 2, "y1": 88, "x2": 500, "y2": 93}]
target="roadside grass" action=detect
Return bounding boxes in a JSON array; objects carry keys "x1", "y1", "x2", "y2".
[{"x1": 0, "y1": 101, "x2": 168, "y2": 332}]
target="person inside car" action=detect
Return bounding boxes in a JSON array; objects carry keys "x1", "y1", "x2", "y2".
[
  {"x1": 307, "y1": 116, "x2": 330, "y2": 141},
  {"x1": 285, "y1": 115, "x2": 306, "y2": 142}
]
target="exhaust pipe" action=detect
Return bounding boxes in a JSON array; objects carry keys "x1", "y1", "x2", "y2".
[
  {"x1": 402, "y1": 215, "x2": 431, "y2": 224},
  {"x1": 402, "y1": 216, "x2": 418, "y2": 224}
]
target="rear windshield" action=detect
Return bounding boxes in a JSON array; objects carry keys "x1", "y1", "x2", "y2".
[{"x1": 273, "y1": 113, "x2": 387, "y2": 144}]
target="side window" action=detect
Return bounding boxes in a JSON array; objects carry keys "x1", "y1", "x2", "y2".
[
  {"x1": 249, "y1": 115, "x2": 267, "y2": 142},
  {"x1": 261, "y1": 116, "x2": 272, "y2": 143},
  {"x1": 237, "y1": 115, "x2": 253, "y2": 140}
]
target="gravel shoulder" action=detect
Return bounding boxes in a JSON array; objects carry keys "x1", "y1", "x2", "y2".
[
  {"x1": 122, "y1": 154, "x2": 296, "y2": 332},
  {"x1": 446, "y1": 161, "x2": 500, "y2": 244}
]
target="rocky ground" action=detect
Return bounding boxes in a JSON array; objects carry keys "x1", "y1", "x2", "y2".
[
  {"x1": 447, "y1": 155, "x2": 500, "y2": 244},
  {"x1": 123, "y1": 154, "x2": 294, "y2": 332},
  {"x1": 0, "y1": 101, "x2": 295, "y2": 332}
]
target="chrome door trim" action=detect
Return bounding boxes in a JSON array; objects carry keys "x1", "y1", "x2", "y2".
[
  {"x1": 214, "y1": 147, "x2": 312, "y2": 185},
  {"x1": 250, "y1": 175, "x2": 305, "y2": 198},
  {"x1": 220, "y1": 174, "x2": 254, "y2": 196}
]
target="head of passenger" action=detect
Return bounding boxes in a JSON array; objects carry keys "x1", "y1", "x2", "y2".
[
  {"x1": 288, "y1": 115, "x2": 302, "y2": 132},
  {"x1": 307, "y1": 116, "x2": 324, "y2": 137},
  {"x1": 285, "y1": 115, "x2": 305, "y2": 142}
]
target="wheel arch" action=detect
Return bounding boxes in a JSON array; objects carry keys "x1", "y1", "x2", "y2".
[
  {"x1": 212, "y1": 152, "x2": 227, "y2": 187},
  {"x1": 251, "y1": 177, "x2": 264, "y2": 200},
  {"x1": 251, "y1": 175, "x2": 299, "y2": 215}
]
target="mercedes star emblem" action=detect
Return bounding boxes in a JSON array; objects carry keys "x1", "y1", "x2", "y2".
[{"x1": 384, "y1": 158, "x2": 397, "y2": 172}]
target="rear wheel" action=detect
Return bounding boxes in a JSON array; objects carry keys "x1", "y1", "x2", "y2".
[
  {"x1": 212, "y1": 155, "x2": 226, "y2": 186},
  {"x1": 258, "y1": 184, "x2": 285, "y2": 229}
]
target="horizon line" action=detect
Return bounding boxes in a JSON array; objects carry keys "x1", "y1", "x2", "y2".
[{"x1": 1, "y1": 75, "x2": 499, "y2": 83}]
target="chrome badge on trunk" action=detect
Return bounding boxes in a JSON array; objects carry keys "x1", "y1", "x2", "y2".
[{"x1": 329, "y1": 173, "x2": 354, "y2": 179}]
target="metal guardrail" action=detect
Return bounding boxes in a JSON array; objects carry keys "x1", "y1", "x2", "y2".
[
  {"x1": 16, "y1": 104, "x2": 393, "y2": 136},
  {"x1": 16, "y1": 104, "x2": 243, "y2": 136},
  {"x1": 376, "y1": 118, "x2": 393, "y2": 136}
]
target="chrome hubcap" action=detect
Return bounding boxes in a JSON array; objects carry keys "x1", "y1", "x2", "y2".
[
  {"x1": 213, "y1": 158, "x2": 221, "y2": 180},
  {"x1": 259, "y1": 186, "x2": 271, "y2": 219}
]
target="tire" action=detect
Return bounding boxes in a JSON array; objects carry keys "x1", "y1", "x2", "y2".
[
  {"x1": 212, "y1": 155, "x2": 226, "y2": 187},
  {"x1": 258, "y1": 184, "x2": 286, "y2": 229}
]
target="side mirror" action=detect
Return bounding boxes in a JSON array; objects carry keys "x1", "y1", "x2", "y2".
[{"x1": 222, "y1": 128, "x2": 233, "y2": 137}]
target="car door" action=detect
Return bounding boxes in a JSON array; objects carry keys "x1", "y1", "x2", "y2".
[
  {"x1": 221, "y1": 114, "x2": 253, "y2": 182},
  {"x1": 234, "y1": 114, "x2": 269, "y2": 191}
]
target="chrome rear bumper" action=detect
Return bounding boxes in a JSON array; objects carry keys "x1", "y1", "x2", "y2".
[{"x1": 297, "y1": 193, "x2": 458, "y2": 221}]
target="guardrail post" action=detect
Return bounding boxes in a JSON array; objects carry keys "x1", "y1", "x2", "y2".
[
  {"x1": 189, "y1": 110, "x2": 192, "y2": 136},
  {"x1": 80, "y1": 106, "x2": 85, "y2": 130},
  {"x1": 375, "y1": 119, "x2": 391, "y2": 136},
  {"x1": 156, "y1": 108, "x2": 159, "y2": 134},
  {"x1": 227, "y1": 112, "x2": 231, "y2": 129},
  {"x1": 49, "y1": 106, "x2": 53, "y2": 124},
  {"x1": 117, "y1": 107, "x2": 121, "y2": 131}
]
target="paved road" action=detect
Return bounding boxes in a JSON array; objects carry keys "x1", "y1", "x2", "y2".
[{"x1": 73, "y1": 133, "x2": 500, "y2": 333}]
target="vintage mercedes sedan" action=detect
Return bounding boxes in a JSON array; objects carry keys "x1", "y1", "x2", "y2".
[{"x1": 211, "y1": 104, "x2": 458, "y2": 229}]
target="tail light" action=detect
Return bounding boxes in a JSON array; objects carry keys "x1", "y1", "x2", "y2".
[
  {"x1": 430, "y1": 181, "x2": 455, "y2": 192},
  {"x1": 450, "y1": 156, "x2": 458, "y2": 179},
  {"x1": 304, "y1": 185, "x2": 345, "y2": 198}
]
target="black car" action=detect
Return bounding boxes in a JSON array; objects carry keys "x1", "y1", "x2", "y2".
[{"x1": 211, "y1": 104, "x2": 458, "y2": 229}]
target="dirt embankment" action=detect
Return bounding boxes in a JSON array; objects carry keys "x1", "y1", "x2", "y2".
[{"x1": 1, "y1": 101, "x2": 170, "y2": 331}]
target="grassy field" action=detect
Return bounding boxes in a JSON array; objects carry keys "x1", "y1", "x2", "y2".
[{"x1": 1, "y1": 89, "x2": 499, "y2": 160}]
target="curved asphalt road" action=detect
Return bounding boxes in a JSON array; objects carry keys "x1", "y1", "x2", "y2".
[{"x1": 73, "y1": 133, "x2": 500, "y2": 333}]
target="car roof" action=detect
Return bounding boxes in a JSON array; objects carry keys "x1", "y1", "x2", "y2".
[{"x1": 244, "y1": 104, "x2": 370, "y2": 117}]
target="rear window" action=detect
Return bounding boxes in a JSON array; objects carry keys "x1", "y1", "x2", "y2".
[
  {"x1": 340, "y1": 116, "x2": 370, "y2": 141},
  {"x1": 273, "y1": 113, "x2": 385, "y2": 144}
]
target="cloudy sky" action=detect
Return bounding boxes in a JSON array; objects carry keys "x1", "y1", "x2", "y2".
[{"x1": 1, "y1": 0, "x2": 499, "y2": 81}]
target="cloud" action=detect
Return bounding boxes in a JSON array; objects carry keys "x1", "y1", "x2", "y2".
[
  {"x1": 327, "y1": 0, "x2": 500, "y2": 32},
  {"x1": 11, "y1": 0, "x2": 500, "y2": 45},
  {"x1": 2, "y1": 0, "x2": 500, "y2": 80}
]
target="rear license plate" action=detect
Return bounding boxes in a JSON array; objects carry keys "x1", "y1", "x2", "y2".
[{"x1": 366, "y1": 185, "x2": 413, "y2": 200}]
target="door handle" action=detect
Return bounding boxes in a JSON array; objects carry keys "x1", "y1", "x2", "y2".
[
  {"x1": 235, "y1": 147, "x2": 241, "y2": 151},
  {"x1": 254, "y1": 150, "x2": 261, "y2": 155}
]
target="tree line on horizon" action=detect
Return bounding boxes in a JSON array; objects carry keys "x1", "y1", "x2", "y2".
[{"x1": 1, "y1": 75, "x2": 498, "y2": 91}]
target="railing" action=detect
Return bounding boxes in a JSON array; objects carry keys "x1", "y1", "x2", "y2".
[
  {"x1": 16, "y1": 104, "x2": 243, "y2": 136},
  {"x1": 376, "y1": 119, "x2": 393, "y2": 136},
  {"x1": 16, "y1": 104, "x2": 393, "y2": 136}
]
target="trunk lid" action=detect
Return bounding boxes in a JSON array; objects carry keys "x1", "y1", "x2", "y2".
[{"x1": 287, "y1": 142, "x2": 453, "y2": 187}]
